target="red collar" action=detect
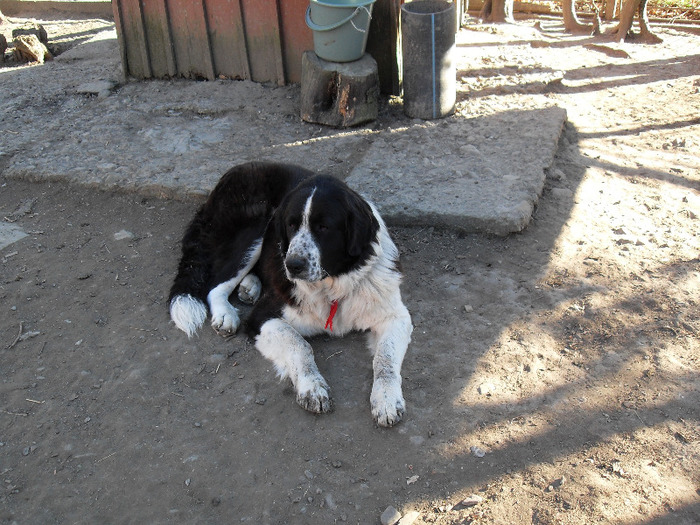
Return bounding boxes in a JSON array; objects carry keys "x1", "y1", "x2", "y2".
[{"x1": 325, "y1": 300, "x2": 339, "y2": 331}]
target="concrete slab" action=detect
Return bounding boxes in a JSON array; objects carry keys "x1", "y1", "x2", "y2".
[{"x1": 347, "y1": 107, "x2": 567, "y2": 235}]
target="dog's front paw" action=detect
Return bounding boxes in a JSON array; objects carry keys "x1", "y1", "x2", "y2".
[
  {"x1": 238, "y1": 274, "x2": 262, "y2": 305},
  {"x1": 296, "y1": 374, "x2": 333, "y2": 414},
  {"x1": 371, "y1": 378, "x2": 405, "y2": 427},
  {"x1": 210, "y1": 304, "x2": 240, "y2": 335}
]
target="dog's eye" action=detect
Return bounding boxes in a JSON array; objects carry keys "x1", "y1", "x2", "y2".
[{"x1": 315, "y1": 223, "x2": 329, "y2": 233}]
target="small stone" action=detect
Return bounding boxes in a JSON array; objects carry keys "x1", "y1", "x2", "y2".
[
  {"x1": 324, "y1": 493, "x2": 338, "y2": 510},
  {"x1": 397, "y1": 510, "x2": 420, "y2": 525},
  {"x1": 380, "y1": 506, "x2": 401, "y2": 525},
  {"x1": 470, "y1": 446, "x2": 486, "y2": 458},
  {"x1": 463, "y1": 304, "x2": 474, "y2": 313},
  {"x1": 76, "y1": 80, "x2": 117, "y2": 97},
  {"x1": 478, "y1": 382, "x2": 495, "y2": 395},
  {"x1": 409, "y1": 435, "x2": 425, "y2": 446},
  {"x1": 460, "y1": 494, "x2": 483, "y2": 507},
  {"x1": 184, "y1": 478, "x2": 191, "y2": 487},
  {"x1": 22, "y1": 447, "x2": 31, "y2": 456},
  {"x1": 114, "y1": 230, "x2": 134, "y2": 241},
  {"x1": 550, "y1": 168, "x2": 567, "y2": 181},
  {"x1": 304, "y1": 469, "x2": 314, "y2": 480},
  {"x1": 551, "y1": 187, "x2": 573, "y2": 199}
]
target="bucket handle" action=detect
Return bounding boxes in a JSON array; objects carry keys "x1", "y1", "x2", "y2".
[{"x1": 305, "y1": 5, "x2": 372, "y2": 33}]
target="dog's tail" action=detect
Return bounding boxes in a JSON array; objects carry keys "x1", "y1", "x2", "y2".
[
  {"x1": 168, "y1": 209, "x2": 212, "y2": 338},
  {"x1": 169, "y1": 294, "x2": 208, "y2": 338}
]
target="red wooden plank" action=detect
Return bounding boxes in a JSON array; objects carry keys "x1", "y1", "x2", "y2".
[
  {"x1": 111, "y1": 0, "x2": 129, "y2": 77},
  {"x1": 142, "y1": 0, "x2": 176, "y2": 77},
  {"x1": 205, "y1": 0, "x2": 250, "y2": 79},
  {"x1": 240, "y1": 0, "x2": 285, "y2": 85},
  {"x1": 114, "y1": 0, "x2": 151, "y2": 78},
  {"x1": 167, "y1": 0, "x2": 216, "y2": 79},
  {"x1": 278, "y1": 0, "x2": 313, "y2": 84}
]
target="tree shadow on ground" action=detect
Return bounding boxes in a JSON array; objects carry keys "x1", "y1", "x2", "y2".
[{"x1": 458, "y1": 52, "x2": 700, "y2": 100}]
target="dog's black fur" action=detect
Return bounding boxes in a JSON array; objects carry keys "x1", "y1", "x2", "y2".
[{"x1": 168, "y1": 161, "x2": 379, "y2": 334}]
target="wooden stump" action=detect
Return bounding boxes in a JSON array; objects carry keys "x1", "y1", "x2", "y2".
[{"x1": 300, "y1": 51, "x2": 379, "y2": 128}]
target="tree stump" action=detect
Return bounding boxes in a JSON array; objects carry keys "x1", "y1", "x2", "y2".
[
  {"x1": 612, "y1": 0, "x2": 662, "y2": 43},
  {"x1": 480, "y1": 0, "x2": 514, "y2": 23},
  {"x1": 300, "y1": 51, "x2": 379, "y2": 128}
]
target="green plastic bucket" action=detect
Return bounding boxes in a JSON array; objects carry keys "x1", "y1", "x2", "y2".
[{"x1": 306, "y1": 0, "x2": 376, "y2": 62}]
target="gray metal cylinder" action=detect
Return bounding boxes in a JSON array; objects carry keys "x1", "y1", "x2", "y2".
[{"x1": 401, "y1": 0, "x2": 456, "y2": 119}]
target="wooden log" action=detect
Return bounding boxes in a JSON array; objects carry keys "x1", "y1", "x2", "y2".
[
  {"x1": 300, "y1": 51, "x2": 379, "y2": 128},
  {"x1": 13, "y1": 34, "x2": 52, "y2": 64}
]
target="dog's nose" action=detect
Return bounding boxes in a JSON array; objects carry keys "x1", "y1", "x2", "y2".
[{"x1": 285, "y1": 256, "x2": 306, "y2": 277}]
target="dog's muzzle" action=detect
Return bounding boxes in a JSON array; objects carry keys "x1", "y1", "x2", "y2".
[{"x1": 285, "y1": 230, "x2": 323, "y2": 282}]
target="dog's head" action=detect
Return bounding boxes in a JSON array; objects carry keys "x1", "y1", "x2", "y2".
[{"x1": 274, "y1": 175, "x2": 379, "y2": 282}]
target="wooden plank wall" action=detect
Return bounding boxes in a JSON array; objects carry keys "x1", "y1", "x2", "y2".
[{"x1": 112, "y1": 0, "x2": 401, "y2": 89}]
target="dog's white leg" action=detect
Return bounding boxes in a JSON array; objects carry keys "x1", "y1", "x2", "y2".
[
  {"x1": 207, "y1": 238, "x2": 263, "y2": 335},
  {"x1": 237, "y1": 273, "x2": 262, "y2": 305},
  {"x1": 368, "y1": 305, "x2": 413, "y2": 427},
  {"x1": 208, "y1": 280, "x2": 241, "y2": 334},
  {"x1": 255, "y1": 318, "x2": 332, "y2": 414}
]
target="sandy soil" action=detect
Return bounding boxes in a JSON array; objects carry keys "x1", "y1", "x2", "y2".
[{"x1": 1, "y1": 10, "x2": 699, "y2": 525}]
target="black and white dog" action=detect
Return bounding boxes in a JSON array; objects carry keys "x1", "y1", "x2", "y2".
[{"x1": 169, "y1": 162, "x2": 412, "y2": 427}]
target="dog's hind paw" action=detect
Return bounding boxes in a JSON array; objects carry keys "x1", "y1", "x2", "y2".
[
  {"x1": 238, "y1": 274, "x2": 262, "y2": 305},
  {"x1": 210, "y1": 304, "x2": 240, "y2": 335}
]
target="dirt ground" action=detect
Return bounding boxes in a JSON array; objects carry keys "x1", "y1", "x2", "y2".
[{"x1": 1, "y1": 9, "x2": 699, "y2": 525}]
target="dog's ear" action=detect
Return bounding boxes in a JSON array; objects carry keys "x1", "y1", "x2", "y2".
[{"x1": 345, "y1": 192, "x2": 379, "y2": 258}]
